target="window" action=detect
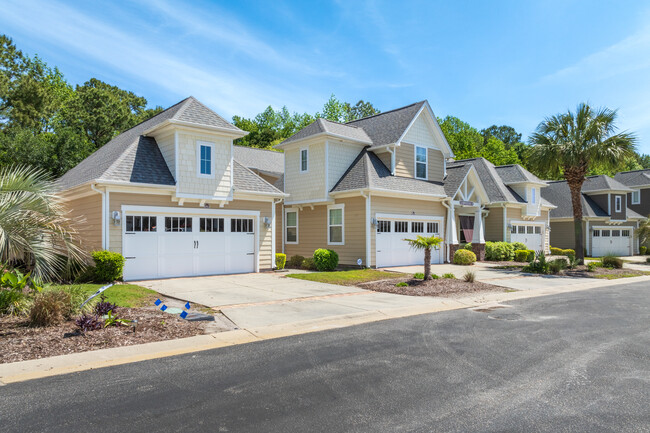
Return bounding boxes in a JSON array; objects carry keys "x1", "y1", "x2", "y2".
[
  {"x1": 377, "y1": 221, "x2": 391, "y2": 233},
  {"x1": 328, "y1": 205, "x2": 344, "y2": 244},
  {"x1": 631, "y1": 190, "x2": 641, "y2": 205},
  {"x1": 286, "y1": 211, "x2": 298, "y2": 243},
  {"x1": 412, "y1": 222, "x2": 424, "y2": 233},
  {"x1": 415, "y1": 146, "x2": 427, "y2": 179},
  {"x1": 612, "y1": 230, "x2": 621, "y2": 237},
  {"x1": 231, "y1": 218, "x2": 254, "y2": 233},
  {"x1": 531, "y1": 188, "x2": 536, "y2": 204},
  {"x1": 126, "y1": 216, "x2": 157, "y2": 232},
  {"x1": 197, "y1": 141, "x2": 214, "y2": 177},
  {"x1": 593, "y1": 230, "x2": 600, "y2": 237},
  {"x1": 526, "y1": 226, "x2": 534, "y2": 234},
  {"x1": 200, "y1": 218, "x2": 224, "y2": 232},
  {"x1": 165, "y1": 217, "x2": 192, "y2": 232},
  {"x1": 511, "y1": 225, "x2": 517, "y2": 234},
  {"x1": 615, "y1": 195, "x2": 622, "y2": 213},
  {"x1": 518, "y1": 226, "x2": 525, "y2": 234},
  {"x1": 602, "y1": 230, "x2": 610, "y2": 237},
  {"x1": 622, "y1": 229, "x2": 630, "y2": 237},
  {"x1": 395, "y1": 221, "x2": 408, "y2": 233},
  {"x1": 427, "y1": 222, "x2": 439, "y2": 233},
  {"x1": 300, "y1": 148, "x2": 308, "y2": 172},
  {"x1": 534, "y1": 226, "x2": 541, "y2": 234}
]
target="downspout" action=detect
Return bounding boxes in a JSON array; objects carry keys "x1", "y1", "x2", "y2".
[
  {"x1": 361, "y1": 191, "x2": 371, "y2": 268},
  {"x1": 91, "y1": 184, "x2": 106, "y2": 250},
  {"x1": 502, "y1": 203, "x2": 507, "y2": 242},
  {"x1": 441, "y1": 198, "x2": 451, "y2": 263}
]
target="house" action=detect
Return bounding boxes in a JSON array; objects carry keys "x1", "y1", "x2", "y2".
[
  {"x1": 614, "y1": 169, "x2": 650, "y2": 219},
  {"x1": 541, "y1": 175, "x2": 645, "y2": 256},
  {"x1": 58, "y1": 97, "x2": 285, "y2": 281}
]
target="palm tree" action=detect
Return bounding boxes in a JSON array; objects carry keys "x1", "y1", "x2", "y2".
[
  {"x1": 403, "y1": 235, "x2": 442, "y2": 280},
  {"x1": 0, "y1": 165, "x2": 86, "y2": 281},
  {"x1": 635, "y1": 216, "x2": 650, "y2": 251},
  {"x1": 529, "y1": 103, "x2": 636, "y2": 264}
]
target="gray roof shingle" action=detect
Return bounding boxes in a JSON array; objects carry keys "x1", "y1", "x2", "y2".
[
  {"x1": 346, "y1": 101, "x2": 426, "y2": 147},
  {"x1": 233, "y1": 145, "x2": 284, "y2": 176},
  {"x1": 443, "y1": 164, "x2": 472, "y2": 198},
  {"x1": 614, "y1": 169, "x2": 650, "y2": 187},
  {"x1": 494, "y1": 164, "x2": 545, "y2": 184},
  {"x1": 281, "y1": 118, "x2": 371, "y2": 145},
  {"x1": 448, "y1": 158, "x2": 520, "y2": 203},
  {"x1": 581, "y1": 175, "x2": 633, "y2": 193},
  {"x1": 232, "y1": 160, "x2": 283, "y2": 194}
]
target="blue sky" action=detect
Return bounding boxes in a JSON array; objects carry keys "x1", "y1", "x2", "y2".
[{"x1": 2, "y1": 0, "x2": 650, "y2": 154}]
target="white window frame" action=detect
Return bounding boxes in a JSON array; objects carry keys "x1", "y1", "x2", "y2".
[
  {"x1": 285, "y1": 209, "x2": 298, "y2": 244},
  {"x1": 327, "y1": 204, "x2": 345, "y2": 245},
  {"x1": 300, "y1": 148, "x2": 309, "y2": 173},
  {"x1": 414, "y1": 146, "x2": 427, "y2": 180},
  {"x1": 196, "y1": 141, "x2": 215, "y2": 179},
  {"x1": 531, "y1": 187, "x2": 536, "y2": 204},
  {"x1": 631, "y1": 189, "x2": 640, "y2": 205},
  {"x1": 615, "y1": 195, "x2": 622, "y2": 213}
]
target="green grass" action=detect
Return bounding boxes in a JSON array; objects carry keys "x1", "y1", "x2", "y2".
[
  {"x1": 593, "y1": 272, "x2": 650, "y2": 280},
  {"x1": 286, "y1": 269, "x2": 405, "y2": 285},
  {"x1": 47, "y1": 284, "x2": 158, "y2": 307}
]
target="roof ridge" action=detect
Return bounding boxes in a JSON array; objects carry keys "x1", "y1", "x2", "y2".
[
  {"x1": 234, "y1": 144, "x2": 283, "y2": 154},
  {"x1": 172, "y1": 96, "x2": 195, "y2": 120},
  {"x1": 616, "y1": 168, "x2": 650, "y2": 174},
  {"x1": 102, "y1": 96, "x2": 192, "y2": 139},
  {"x1": 345, "y1": 100, "x2": 425, "y2": 124}
]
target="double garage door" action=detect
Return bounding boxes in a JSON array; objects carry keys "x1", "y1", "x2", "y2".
[
  {"x1": 592, "y1": 227, "x2": 632, "y2": 257},
  {"x1": 510, "y1": 223, "x2": 544, "y2": 252},
  {"x1": 376, "y1": 218, "x2": 443, "y2": 268},
  {"x1": 122, "y1": 211, "x2": 256, "y2": 281}
]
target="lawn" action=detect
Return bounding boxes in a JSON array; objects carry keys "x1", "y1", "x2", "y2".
[
  {"x1": 286, "y1": 269, "x2": 405, "y2": 286},
  {"x1": 47, "y1": 283, "x2": 158, "y2": 307}
]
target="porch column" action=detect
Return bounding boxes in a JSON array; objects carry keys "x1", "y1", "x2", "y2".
[
  {"x1": 471, "y1": 207, "x2": 485, "y2": 244},
  {"x1": 449, "y1": 205, "x2": 458, "y2": 244}
]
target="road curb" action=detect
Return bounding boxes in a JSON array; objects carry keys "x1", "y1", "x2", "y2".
[{"x1": 1, "y1": 275, "x2": 648, "y2": 384}]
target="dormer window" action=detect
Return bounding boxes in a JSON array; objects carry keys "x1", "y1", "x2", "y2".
[
  {"x1": 300, "y1": 148, "x2": 308, "y2": 172},
  {"x1": 531, "y1": 187, "x2": 536, "y2": 204},
  {"x1": 415, "y1": 146, "x2": 427, "y2": 179},
  {"x1": 615, "y1": 195, "x2": 622, "y2": 212},
  {"x1": 197, "y1": 141, "x2": 214, "y2": 178}
]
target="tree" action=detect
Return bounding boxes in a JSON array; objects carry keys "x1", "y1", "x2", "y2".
[
  {"x1": 343, "y1": 100, "x2": 380, "y2": 121},
  {"x1": 402, "y1": 235, "x2": 442, "y2": 280},
  {"x1": 438, "y1": 116, "x2": 482, "y2": 160},
  {"x1": 0, "y1": 166, "x2": 85, "y2": 280},
  {"x1": 528, "y1": 103, "x2": 636, "y2": 264},
  {"x1": 479, "y1": 136, "x2": 520, "y2": 166},
  {"x1": 318, "y1": 94, "x2": 347, "y2": 123},
  {"x1": 480, "y1": 125, "x2": 522, "y2": 147},
  {"x1": 635, "y1": 217, "x2": 650, "y2": 249}
]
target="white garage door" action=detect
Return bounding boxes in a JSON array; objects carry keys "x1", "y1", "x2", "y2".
[
  {"x1": 122, "y1": 212, "x2": 256, "y2": 281},
  {"x1": 510, "y1": 224, "x2": 544, "y2": 252},
  {"x1": 591, "y1": 228, "x2": 632, "y2": 257},
  {"x1": 376, "y1": 218, "x2": 443, "y2": 268}
]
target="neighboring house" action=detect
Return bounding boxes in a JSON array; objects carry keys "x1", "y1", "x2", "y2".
[
  {"x1": 58, "y1": 97, "x2": 285, "y2": 281},
  {"x1": 542, "y1": 175, "x2": 645, "y2": 256},
  {"x1": 447, "y1": 159, "x2": 555, "y2": 254},
  {"x1": 614, "y1": 169, "x2": 650, "y2": 218}
]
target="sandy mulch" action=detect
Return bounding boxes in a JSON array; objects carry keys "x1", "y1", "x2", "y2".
[
  {"x1": 482, "y1": 261, "x2": 527, "y2": 268},
  {"x1": 560, "y1": 265, "x2": 650, "y2": 278},
  {"x1": 359, "y1": 278, "x2": 504, "y2": 297},
  {"x1": 0, "y1": 308, "x2": 209, "y2": 364}
]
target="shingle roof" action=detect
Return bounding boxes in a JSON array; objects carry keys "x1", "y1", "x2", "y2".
[
  {"x1": 448, "y1": 158, "x2": 520, "y2": 203},
  {"x1": 494, "y1": 164, "x2": 545, "y2": 185},
  {"x1": 233, "y1": 145, "x2": 284, "y2": 176},
  {"x1": 281, "y1": 118, "x2": 371, "y2": 145},
  {"x1": 443, "y1": 164, "x2": 472, "y2": 198},
  {"x1": 57, "y1": 97, "x2": 243, "y2": 191},
  {"x1": 614, "y1": 169, "x2": 650, "y2": 187},
  {"x1": 581, "y1": 175, "x2": 633, "y2": 193},
  {"x1": 346, "y1": 101, "x2": 426, "y2": 147},
  {"x1": 232, "y1": 160, "x2": 283, "y2": 194},
  {"x1": 273, "y1": 174, "x2": 284, "y2": 192},
  {"x1": 331, "y1": 148, "x2": 445, "y2": 196}
]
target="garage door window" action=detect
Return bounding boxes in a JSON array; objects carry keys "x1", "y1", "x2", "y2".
[
  {"x1": 328, "y1": 206, "x2": 344, "y2": 245},
  {"x1": 231, "y1": 218, "x2": 254, "y2": 233},
  {"x1": 535, "y1": 226, "x2": 541, "y2": 234},
  {"x1": 395, "y1": 221, "x2": 408, "y2": 233},
  {"x1": 601, "y1": 230, "x2": 610, "y2": 237},
  {"x1": 165, "y1": 217, "x2": 192, "y2": 232},
  {"x1": 612, "y1": 230, "x2": 620, "y2": 237},
  {"x1": 593, "y1": 230, "x2": 600, "y2": 237},
  {"x1": 377, "y1": 220, "x2": 391, "y2": 233},
  {"x1": 412, "y1": 222, "x2": 424, "y2": 233},
  {"x1": 622, "y1": 229, "x2": 630, "y2": 237},
  {"x1": 526, "y1": 226, "x2": 534, "y2": 234},
  {"x1": 286, "y1": 211, "x2": 298, "y2": 243},
  {"x1": 126, "y1": 216, "x2": 157, "y2": 232},
  {"x1": 427, "y1": 222, "x2": 439, "y2": 233},
  {"x1": 518, "y1": 226, "x2": 525, "y2": 234},
  {"x1": 200, "y1": 218, "x2": 224, "y2": 232}
]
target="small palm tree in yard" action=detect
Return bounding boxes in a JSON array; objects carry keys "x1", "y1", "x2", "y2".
[
  {"x1": 529, "y1": 103, "x2": 636, "y2": 264},
  {"x1": 403, "y1": 235, "x2": 442, "y2": 280},
  {"x1": 0, "y1": 166, "x2": 85, "y2": 281}
]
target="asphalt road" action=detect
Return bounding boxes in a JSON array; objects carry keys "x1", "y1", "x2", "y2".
[{"x1": 2, "y1": 283, "x2": 649, "y2": 433}]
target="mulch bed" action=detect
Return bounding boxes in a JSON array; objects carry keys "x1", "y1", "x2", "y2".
[
  {"x1": 483, "y1": 261, "x2": 527, "y2": 268},
  {"x1": 0, "y1": 308, "x2": 209, "y2": 364},
  {"x1": 359, "y1": 278, "x2": 503, "y2": 297},
  {"x1": 559, "y1": 265, "x2": 649, "y2": 278}
]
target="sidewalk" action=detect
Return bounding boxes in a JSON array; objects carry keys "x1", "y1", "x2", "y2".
[{"x1": 2, "y1": 274, "x2": 647, "y2": 385}]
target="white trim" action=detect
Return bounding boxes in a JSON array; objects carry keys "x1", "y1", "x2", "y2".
[
  {"x1": 174, "y1": 130, "x2": 179, "y2": 183},
  {"x1": 324, "y1": 140, "x2": 329, "y2": 194},
  {"x1": 631, "y1": 189, "x2": 641, "y2": 205},
  {"x1": 122, "y1": 205, "x2": 260, "y2": 217},
  {"x1": 376, "y1": 213, "x2": 444, "y2": 222},
  {"x1": 144, "y1": 119, "x2": 248, "y2": 138},
  {"x1": 284, "y1": 198, "x2": 334, "y2": 205},
  {"x1": 175, "y1": 192, "x2": 232, "y2": 200},
  {"x1": 365, "y1": 193, "x2": 371, "y2": 267},
  {"x1": 230, "y1": 140, "x2": 234, "y2": 191},
  {"x1": 300, "y1": 147, "x2": 309, "y2": 173},
  {"x1": 327, "y1": 203, "x2": 345, "y2": 245},
  {"x1": 607, "y1": 193, "x2": 611, "y2": 214},
  {"x1": 196, "y1": 140, "x2": 215, "y2": 179},
  {"x1": 414, "y1": 145, "x2": 428, "y2": 180},
  {"x1": 615, "y1": 195, "x2": 622, "y2": 213},
  {"x1": 509, "y1": 220, "x2": 545, "y2": 226},
  {"x1": 285, "y1": 208, "x2": 299, "y2": 244}
]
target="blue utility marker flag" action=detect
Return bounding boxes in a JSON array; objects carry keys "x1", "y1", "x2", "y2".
[
  {"x1": 180, "y1": 311, "x2": 188, "y2": 319},
  {"x1": 160, "y1": 305, "x2": 167, "y2": 312},
  {"x1": 154, "y1": 299, "x2": 162, "y2": 306},
  {"x1": 184, "y1": 302, "x2": 191, "y2": 310}
]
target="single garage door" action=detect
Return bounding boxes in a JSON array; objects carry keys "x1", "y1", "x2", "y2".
[
  {"x1": 376, "y1": 218, "x2": 443, "y2": 268},
  {"x1": 591, "y1": 228, "x2": 632, "y2": 257},
  {"x1": 122, "y1": 212, "x2": 256, "y2": 280},
  {"x1": 510, "y1": 224, "x2": 544, "y2": 252}
]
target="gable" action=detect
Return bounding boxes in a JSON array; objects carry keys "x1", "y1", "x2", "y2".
[{"x1": 402, "y1": 112, "x2": 437, "y2": 148}]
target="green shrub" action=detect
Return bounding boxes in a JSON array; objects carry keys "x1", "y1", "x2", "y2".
[
  {"x1": 602, "y1": 255, "x2": 623, "y2": 269},
  {"x1": 74, "y1": 266, "x2": 97, "y2": 284},
  {"x1": 414, "y1": 272, "x2": 425, "y2": 279},
  {"x1": 443, "y1": 273, "x2": 455, "y2": 279},
  {"x1": 431, "y1": 274, "x2": 440, "y2": 279},
  {"x1": 395, "y1": 282, "x2": 408, "y2": 287},
  {"x1": 0, "y1": 288, "x2": 31, "y2": 315},
  {"x1": 514, "y1": 250, "x2": 529, "y2": 262},
  {"x1": 511, "y1": 242, "x2": 527, "y2": 252},
  {"x1": 91, "y1": 251, "x2": 125, "y2": 282},
  {"x1": 312, "y1": 249, "x2": 339, "y2": 271},
  {"x1": 523, "y1": 251, "x2": 549, "y2": 274},
  {"x1": 462, "y1": 243, "x2": 473, "y2": 250},
  {"x1": 0, "y1": 269, "x2": 41, "y2": 315},
  {"x1": 287, "y1": 255, "x2": 305, "y2": 268},
  {"x1": 562, "y1": 249, "x2": 575, "y2": 257},
  {"x1": 453, "y1": 249, "x2": 476, "y2": 265},
  {"x1": 550, "y1": 247, "x2": 563, "y2": 256},
  {"x1": 640, "y1": 246, "x2": 647, "y2": 255},
  {"x1": 587, "y1": 262, "x2": 598, "y2": 272},
  {"x1": 301, "y1": 257, "x2": 317, "y2": 270},
  {"x1": 485, "y1": 242, "x2": 515, "y2": 261},
  {"x1": 275, "y1": 253, "x2": 286, "y2": 270},
  {"x1": 463, "y1": 270, "x2": 476, "y2": 283},
  {"x1": 548, "y1": 258, "x2": 567, "y2": 274}
]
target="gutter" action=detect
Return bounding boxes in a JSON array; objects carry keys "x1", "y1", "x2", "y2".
[{"x1": 441, "y1": 198, "x2": 452, "y2": 263}]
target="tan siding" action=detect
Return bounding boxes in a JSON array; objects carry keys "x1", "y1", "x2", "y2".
[
  {"x1": 284, "y1": 143, "x2": 326, "y2": 202},
  {"x1": 394, "y1": 142, "x2": 415, "y2": 178},
  {"x1": 108, "y1": 193, "x2": 274, "y2": 270},
  {"x1": 151, "y1": 131, "x2": 176, "y2": 178},
  {"x1": 328, "y1": 142, "x2": 364, "y2": 190},
  {"x1": 64, "y1": 192, "x2": 102, "y2": 253},
  {"x1": 177, "y1": 132, "x2": 232, "y2": 197},
  {"x1": 284, "y1": 197, "x2": 366, "y2": 266},
  {"x1": 484, "y1": 207, "x2": 503, "y2": 241},
  {"x1": 428, "y1": 149, "x2": 445, "y2": 182},
  {"x1": 549, "y1": 221, "x2": 585, "y2": 250},
  {"x1": 370, "y1": 196, "x2": 446, "y2": 267},
  {"x1": 402, "y1": 113, "x2": 435, "y2": 147}
]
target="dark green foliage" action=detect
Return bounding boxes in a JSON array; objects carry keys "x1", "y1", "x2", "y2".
[
  {"x1": 523, "y1": 251, "x2": 549, "y2": 274},
  {"x1": 301, "y1": 257, "x2": 317, "y2": 271},
  {"x1": 514, "y1": 250, "x2": 532, "y2": 262},
  {"x1": 453, "y1": 249, "x2": 476, "y2": 265},
  {"x1": 395, "y1": 282, "x2": 408, "y2": 287},
  {"x1": 485, "y1": 242, "x2": 515, "y2": 261},
  {"x1": 602, "y1": 255, "x2": 623, "y2": 269},
  {"x1": 275, "y1": 253, "x2": 286, "y2": 270},
  {"x1": 462, "y1": 243, "x2": 473, "y2": 250},
  {"x1": 548, "y1": 258, "x2": 568, "y2": 274},
  {"x1": 91, "y1": 251, "x2": 125, "y2": 282},
  {"x1": 0, "y1": 269, "x2": 41, "y2": 315},
  {"x1": 313, "y1": 248, "x2": 339, "y2": 271},
  {"x1": 511, "y1": 242, "x2": 526, "y2": 251},
  {"x1": 414, "y1": 272, "x2": 425, "y2": 279},
  {"x1": 287, "y1": 255, "x2": 305, "y2": 268},
  {"x1": 587, "y1": 262, "x2": 598, "y2": 272}
]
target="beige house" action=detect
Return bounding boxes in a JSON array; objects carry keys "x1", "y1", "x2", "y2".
[{"x1": 58, "y1": 97, "x2": 285, "y2": 280}]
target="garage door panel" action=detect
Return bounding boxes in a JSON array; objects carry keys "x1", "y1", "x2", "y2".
[
  {"x1": 376, "y1": 218, "x2": 443, "y2": 268},
  {"x1": 592, "y1": 228, "x2": 631, "y2": 257},
  {"x1": 158, "y1": 233, "x2": 194, "y2": 278},
  {"x1": 510, "y1": 224, "x2": 543, "y2": 252}
]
